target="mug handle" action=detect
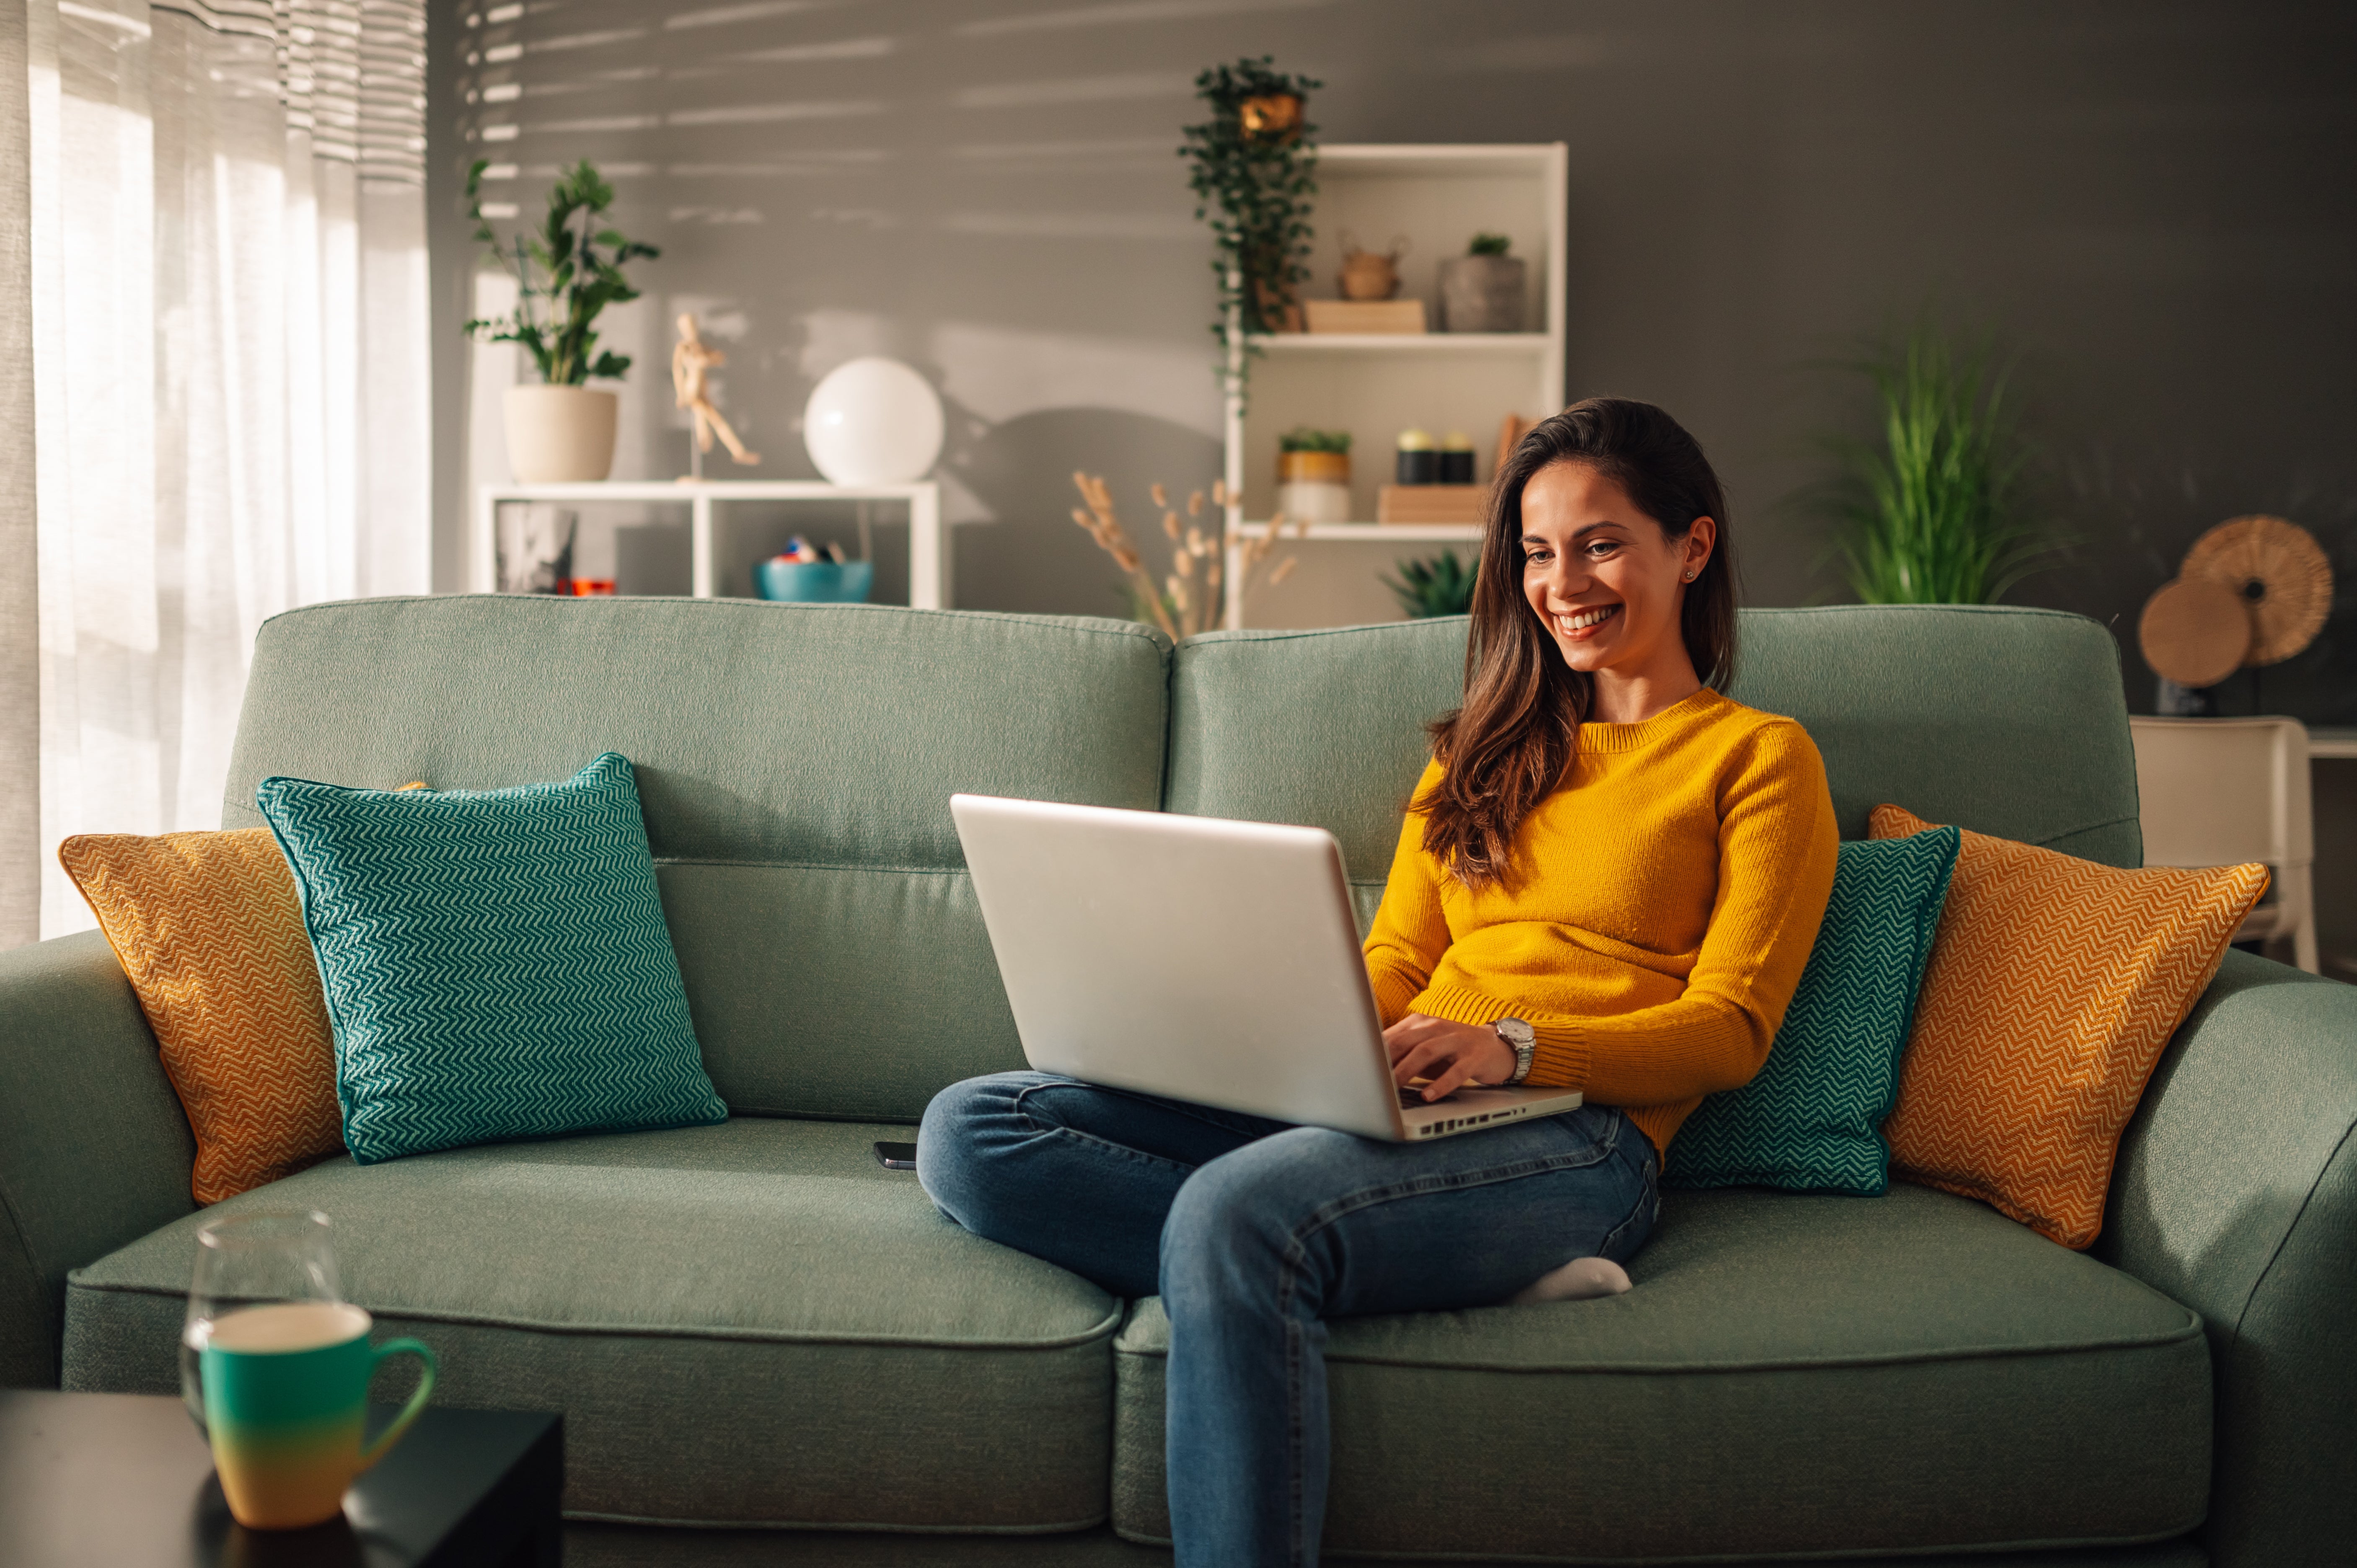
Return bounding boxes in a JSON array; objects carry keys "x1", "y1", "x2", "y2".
[{"x1": 356, "y1": 1337, "x2": 439, "y2": 1472}]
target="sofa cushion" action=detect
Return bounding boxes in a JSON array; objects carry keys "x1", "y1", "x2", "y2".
[
  {"x1": 562, "y1": 1524, "x2": 2212, "y2": 1568},
  {"x1": 1729, "y1": 606, "x2": 2143, "y2": 865},
  {"x1": 1872, "y1": 803, "x2": 2267, "y2": 1249},
  {"x1": 219, "y1": 599, "x2": 1173, "y2": 1121},
  {"x1": 257, "y1": 753, "x2": 728, "y2": 1164},
  {"x1": 62, "y1": 1118, "x2": 1120, "y2": 1533},
  {"x1": 1168, "y1": 620, "x2": 1466, "y2": 930},
  {"x1": 55, "y1": 828, "x2": 343, "y2": 1203},
  {"x1": 1668, "y1": 827, "x2": 1959, "y2": 1196},
  {"x1": 1110, "y1": 1183, "x2": 2208, "y2": 1560}
]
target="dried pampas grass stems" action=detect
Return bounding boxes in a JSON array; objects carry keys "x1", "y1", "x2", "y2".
[{"x1": 1069, "y1": 472, "x2": 1302, "y2": 638}]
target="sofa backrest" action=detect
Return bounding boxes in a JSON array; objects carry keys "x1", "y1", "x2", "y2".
[
  {"x1": 227, "y1": 596, "x2": 2137, "y2": 1125},
  {"x1": 1730, "y1": 605, "x2": 2141, "y2": 864},
  {"x1": 1165, "y1": 606, "x2": 2143, "y2": 927},
  {"x1": 224, "y1": 597, "x2": 1172, "y2": 1121},
  {"x1": 1167, "y1": 620, "x2": 1468, "y2": 931}
]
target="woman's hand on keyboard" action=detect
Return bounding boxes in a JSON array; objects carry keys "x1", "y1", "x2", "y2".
[{"x1": 1382, "y1": 1013, "x2": 1517, "y2": 1102}]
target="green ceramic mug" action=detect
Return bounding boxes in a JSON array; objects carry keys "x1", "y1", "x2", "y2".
[{"x1": 199, "y1": 1299, "x2": 437, "y2": 1530}]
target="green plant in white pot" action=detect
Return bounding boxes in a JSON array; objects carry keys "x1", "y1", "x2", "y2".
[{"x1": 465, "y1": 159, "x2": 660, "y2": 483}]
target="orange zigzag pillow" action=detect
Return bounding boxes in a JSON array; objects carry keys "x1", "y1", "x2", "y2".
[
  {"x1": 1869, "y1": 803, "x2": 2266, "y2": 1250},
  {"x1": 60, "y1": 829, "x2": 345, "y2": 1204}
]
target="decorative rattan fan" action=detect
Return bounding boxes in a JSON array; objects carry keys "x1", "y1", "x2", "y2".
[
  {"x1": 2138, "y1": 576, "x2": 2249, "y2": 689},
  {"x1": 2137, "y1": 514, "x2": 2332, "y2": 688},
  {"x1": 2181, "y1": 514, "x2": 2333, "y2": 664}
]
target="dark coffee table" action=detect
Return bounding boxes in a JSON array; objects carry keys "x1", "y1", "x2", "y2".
[{"x1": 0, "y1": 1390, "x2": 561, "y2": 1567}]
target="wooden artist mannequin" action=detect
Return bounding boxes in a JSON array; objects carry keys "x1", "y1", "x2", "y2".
[{"x1": 672, "y1": 313, "x2": 759, "y2": 475}]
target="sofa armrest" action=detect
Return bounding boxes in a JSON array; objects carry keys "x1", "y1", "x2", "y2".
[
  {"x1": 2098, "y1": 947, "x2": 2357, "y2": 1568},
  {"x1": 0, "y1": 930, "x2": 196, "y2": 1387}
]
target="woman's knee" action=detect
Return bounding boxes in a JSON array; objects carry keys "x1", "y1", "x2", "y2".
[
  {"x1": 914, "y1": 1071, "x2": 1037, "y2": 1218},
  {"x1": 1160, "y1": 1127, "x2": 1344, "y2": 1303}
]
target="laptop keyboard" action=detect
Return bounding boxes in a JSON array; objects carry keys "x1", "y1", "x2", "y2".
[{"x1": 1397, "y1": 1085, "x2": 1462, "y2": 1107}]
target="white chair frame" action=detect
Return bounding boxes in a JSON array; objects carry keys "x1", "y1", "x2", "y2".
[{"x1": 2129, "y1": 716, "x2": 2318, "y2": 974}]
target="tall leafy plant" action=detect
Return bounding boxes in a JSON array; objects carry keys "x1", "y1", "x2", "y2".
[
  {"x1": 1822, "y1": 324, "x2": 2055, "y2": 604},
  {"x1": 1180, "y1": 57, "x2": 1320, "y2": 399},
  {"x1": 464, "y1": 159, "x2": 660, "y2": 386}
]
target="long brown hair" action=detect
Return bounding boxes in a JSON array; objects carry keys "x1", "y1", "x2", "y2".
[{"x1": 1420, "y1": 398, "x2": 1737, "y2": 889}]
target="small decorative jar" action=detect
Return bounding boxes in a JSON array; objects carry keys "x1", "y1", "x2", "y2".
[
  {"x1": 1396, "y1": 429, "x2": 1437, "y2": 486},
  {"x1": 1338, "y1": 233, "x2": 1409, "y2": 302},
  {"x1": 1439, "y1": 432, "x2": 1476, "y2": 485}
]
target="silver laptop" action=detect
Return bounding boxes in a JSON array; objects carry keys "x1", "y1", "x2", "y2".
[{"x1": 950, "y1": 794, "x2": 1584, "y2": 1142}]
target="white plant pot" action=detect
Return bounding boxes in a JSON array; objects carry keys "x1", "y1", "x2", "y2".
[
  {"x1": 1275, "y1": 480, "x2": 1353, "y2": 525},
  {"x1": 504, "y1": 385, "x2": 618, "y2": 483}
]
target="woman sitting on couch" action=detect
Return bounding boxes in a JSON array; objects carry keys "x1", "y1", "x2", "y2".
[{"x1": 919, "y1": 396, "x2": 1840, "y2": 1568}]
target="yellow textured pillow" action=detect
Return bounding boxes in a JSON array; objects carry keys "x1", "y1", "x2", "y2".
[
  {"x1": 1868, "y1": 803, "x2": 2266, "y2": 1249},
  {"x1": 60, "y1": 829, "x2": 344, "y2": 1204}
]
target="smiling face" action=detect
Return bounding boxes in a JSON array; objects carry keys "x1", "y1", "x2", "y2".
[{"x1": 1519, "y1": 459, "x2": 1716, "y2": 695}]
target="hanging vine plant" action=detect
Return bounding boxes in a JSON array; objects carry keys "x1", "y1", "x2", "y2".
[{"x1": 1180, "y1": 56, "x2": 1321, "y2": 402}]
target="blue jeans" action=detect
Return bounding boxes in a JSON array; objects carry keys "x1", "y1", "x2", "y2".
[{"x1": 917, "y1": 1072, "x2": 1661, "y2": 1568}]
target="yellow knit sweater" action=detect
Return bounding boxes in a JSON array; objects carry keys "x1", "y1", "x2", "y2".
[{"x1": 1363, "y1": 687, "x2": 1840, "y2": 1160}]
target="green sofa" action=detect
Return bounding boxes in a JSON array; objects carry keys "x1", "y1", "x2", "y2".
[{"x1": 2, "y1": 596, "x2": 2350, "y2": 1567}]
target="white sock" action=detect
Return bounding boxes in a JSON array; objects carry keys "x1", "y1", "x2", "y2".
[{"x1": 1508, "y1": 1255, "x2": 1632, "y2": 1305}]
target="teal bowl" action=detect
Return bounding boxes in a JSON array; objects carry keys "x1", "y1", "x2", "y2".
[{"x1": 755, "y1": 560, "x2": 874, "y2": 603}]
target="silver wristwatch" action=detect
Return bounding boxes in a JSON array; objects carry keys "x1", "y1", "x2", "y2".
[{"x1": 1493, "y1": 1018, "x2": 1535, "y2": 1085}]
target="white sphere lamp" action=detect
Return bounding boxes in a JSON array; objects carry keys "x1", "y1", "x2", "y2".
[{"x1": 802, "y1": 357, "x2": 944, "y2": 485}]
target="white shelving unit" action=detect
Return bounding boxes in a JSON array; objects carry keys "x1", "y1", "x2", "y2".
[
  {"x1": 1221, "y1": 144, "x2": 1568, "y2": 630},
  {"x1": 1260, "y1": 333, "x2": 1553, "y2": 354},
  {"x1": 1234, "y1": 521, "x2": 1493, "y2": 543},
  {"x1": 472, "y1": 480, "x2": 948, "y2": 605}
]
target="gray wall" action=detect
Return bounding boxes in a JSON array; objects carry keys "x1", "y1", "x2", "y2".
[
  {"x1": 426, "y1": 0, "x2": 2357, "y2": 972},
  {"x1": 428, "y1": 0, "x2": 2356, "y2": 711}
]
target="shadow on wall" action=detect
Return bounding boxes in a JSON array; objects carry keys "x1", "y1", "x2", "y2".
[{"x1": 950, "y1": 406, "x2": 1221, "y2": 619}]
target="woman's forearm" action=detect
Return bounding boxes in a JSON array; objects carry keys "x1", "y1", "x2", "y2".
[
  {"x1": 1402, "y1": 982, "x2": 1771, "y2": 1106},
  {"x1": 1526, "y1": 990, "x2": 1770, "y2": 1102}
]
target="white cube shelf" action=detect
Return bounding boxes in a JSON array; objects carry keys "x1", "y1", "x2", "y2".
[{"x1": 472, "y1": 480, "x2": 949, "y2": 606}]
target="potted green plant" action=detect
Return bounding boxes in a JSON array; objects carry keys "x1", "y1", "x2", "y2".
[
  {"x1": 1816, "y1": 321, "x2": 2059, "y2": 603},
  {"x1": 1276, "y1": 426, "x2": 1350, "y2": 480},
  {"x1": 1180, "y1": 57, "x2": 1321, "y2": 400},
  {"x1": 464, "y1": 159, "x2": 660, "y2": 483},
  {"x1": 1382, "y1": 550, "x2": 1478, "y2": 618},
  {"x1": 1439, "y1": 232, "x2": 1526, "y2": 333},
  {"x1": 1276, "y1": 427, "x2": 1352, "y2": 524}
]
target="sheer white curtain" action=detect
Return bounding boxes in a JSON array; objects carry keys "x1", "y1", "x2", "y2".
[
  {"x1": 5, "y1": 0, "x2": 428, "y2": 942},
  {"x1": 1, "y1": 4, "x2": 36, "y2": 949}
]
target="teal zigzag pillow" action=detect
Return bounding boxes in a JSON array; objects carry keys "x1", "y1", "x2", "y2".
[
  {"x1": 258, "y1": 753, "x2": 727, "y2": 1165},
  {"x1": 1667, "y1": 825, "x2": 1960, "y2": 1196}
]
